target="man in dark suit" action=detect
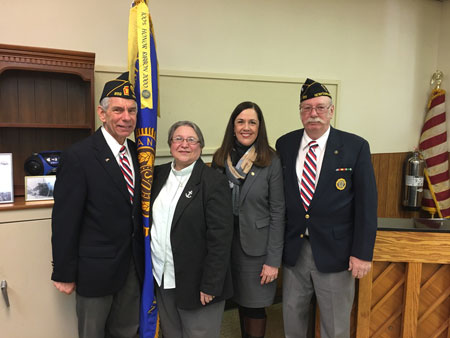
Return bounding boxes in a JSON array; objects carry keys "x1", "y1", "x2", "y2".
[
  {"x1": 276, "y1": 78, "x2": 378, "y2": 338},
  {"x1": 51, "y1": 73, "x2": 144, "y2": 338}
]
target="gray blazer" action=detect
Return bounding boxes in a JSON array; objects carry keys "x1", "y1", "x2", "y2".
[{"x1": 237, "y1": 155, "x2": 285, "y2": 268}]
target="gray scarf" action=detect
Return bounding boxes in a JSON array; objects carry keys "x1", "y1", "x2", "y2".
[{"x1": 224, "y1": 146, "x2": 256, "y2": 215}]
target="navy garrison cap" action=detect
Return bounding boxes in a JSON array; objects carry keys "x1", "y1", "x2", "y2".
[
  {"x1": 99, "y1": 72, "x2": 136, "y2": 103},
  {"x1": 300, "y1": 78, "x2": 332, "y2": 102}
]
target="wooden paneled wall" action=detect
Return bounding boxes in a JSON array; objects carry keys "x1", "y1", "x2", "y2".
[{"x1": 371, "y1": 152, "x2": 420, "y2": 219}]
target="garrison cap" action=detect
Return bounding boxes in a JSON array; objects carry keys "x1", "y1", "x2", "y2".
[
  {"x1": 99, "y1": 72, "x2": 136, "y2": 103},
  {"x1": 300, "y1": 78, "x2": 332, "y2": 102}
]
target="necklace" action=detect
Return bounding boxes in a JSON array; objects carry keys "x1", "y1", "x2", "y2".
[{"x1": 173, "y1": 171, "x2": 189, "y2": 188}]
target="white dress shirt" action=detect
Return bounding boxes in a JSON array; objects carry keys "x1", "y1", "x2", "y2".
[
  {"x1": 296, "y1": 127, "x2": 330, "y2": 235},
  {"x1": 101, "y1": 126, "x2": 135, "y2": 180},
  {"x1": 151, "y1": 160, "x2": 195, "y2": 289},
  {"x1": 296, "y1": 126, "x2": 331, "y2": 190}
]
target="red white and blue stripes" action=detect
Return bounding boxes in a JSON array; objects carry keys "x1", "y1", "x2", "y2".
[
  {"x1": 419, "y1": 88, "x2": 450, "y2": 217},
  {"x1": 300, "y1": 141, "x2": 318, "y2": 211},
  {"x1": 119, "y1": 145, "x2": 134, "y2": 203}
]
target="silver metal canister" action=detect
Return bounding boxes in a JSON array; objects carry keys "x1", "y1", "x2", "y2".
[{"x1": 402, "y1": 151, "x2": 425, "y2": 210}]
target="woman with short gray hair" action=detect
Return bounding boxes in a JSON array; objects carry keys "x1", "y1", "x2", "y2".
[{"x1": 150, "y1": 120, "x2": 233, "y2": 338}]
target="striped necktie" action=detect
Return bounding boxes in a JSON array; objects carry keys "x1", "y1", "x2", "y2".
[
  {"x1": 119, "y1": 145, "x2": 134, "y2": 203},
  {"x1": 300, "y1": 141, "x2": 319, "y2": 211}
]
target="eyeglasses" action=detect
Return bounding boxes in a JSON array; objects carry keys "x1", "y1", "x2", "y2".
[
  {"x1": 171, "y1": 136, "x2": 199, "y2": 145},
  {"x1": 300, "y1": 104, "x2": 331, "y2": 115}
]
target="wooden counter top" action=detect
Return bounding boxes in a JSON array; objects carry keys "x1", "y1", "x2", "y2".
[
  {"x1": 0, "y1": 196, "x2": 53, "y2": 211},
  {"x1": 378, "y1": 217, "x2": 450, "y2": 232}
]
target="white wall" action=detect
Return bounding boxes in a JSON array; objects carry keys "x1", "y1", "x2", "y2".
[
  {"x1": 149, "y1": 0, "x2": 443, "y2": 153},
  {"x1": 1, "y1": 0, "x2": 447, "y2": 154},
  {"x1": 437, "y1": 1, "x2": 450, "y2": 151},
  {"x1": 0, "y1": 0, "x2": 131, "y2": 67},
  {"x1": 438, "y1": 1, "x2": 450, "y2": 96}
]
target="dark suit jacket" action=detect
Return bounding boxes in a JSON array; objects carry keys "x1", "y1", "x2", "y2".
[
  {"x1": 51, "y1": 128, "x2": 144, "y2": 297},
  {"x1": 151, "y1": 159, "x2": 233, "y2": 310},
  {"x1": 276, "y1": 127, "x2": 377, "y2": 272}
]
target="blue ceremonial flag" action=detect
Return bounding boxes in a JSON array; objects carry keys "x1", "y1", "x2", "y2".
[{"x1": 128, "y1": 1, "x2": 159, "y2": 337}]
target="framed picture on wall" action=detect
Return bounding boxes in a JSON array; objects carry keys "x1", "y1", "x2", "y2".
[
  {"x1": 25, "y1": 175, "x2": 56, "y2": 201},
  {"x1": 0, "y1": 153, "x2": 14, "y2": 203}
]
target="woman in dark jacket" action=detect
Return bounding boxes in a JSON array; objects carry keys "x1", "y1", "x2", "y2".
[
  {"x1": 212, "y1": 102, "x2": 285, "y2": 338},
  {"x1": 151, "y1": 120, "x2": 233, "y2": 338}
]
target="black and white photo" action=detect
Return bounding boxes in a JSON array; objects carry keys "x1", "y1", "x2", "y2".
[
  {"x1": 0, "y1": 153, "x2": 14, "y2": 203},
  {"x1": 25, "y1": 175, "x2": 56, "y2": 201}
]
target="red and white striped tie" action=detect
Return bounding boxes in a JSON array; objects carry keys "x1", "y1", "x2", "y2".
[
  {"x1": 119, "y1": 146, "x2": 134, "y2": 203},
  {"x1": 300, "y1": 141, "x2": 318, "y2": 211}
]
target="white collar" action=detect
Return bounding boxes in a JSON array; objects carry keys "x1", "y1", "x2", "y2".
[
  {"x1": 171, "y1": 160, "x2": 196, "y2": 177},
  {"x1": 101, "y1": 126, "x2": 130, "y2": 157},
  {"x1": 302, "y1": 127, "x2": 331, "y2": 151}
]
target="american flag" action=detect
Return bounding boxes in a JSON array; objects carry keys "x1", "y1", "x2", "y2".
[{"x1": 419, "y1": 86, "x2": 450, "y2": 217}]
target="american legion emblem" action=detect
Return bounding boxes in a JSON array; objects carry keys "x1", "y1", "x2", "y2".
[{"x1": 336, "y1": 178, "x2": 346, "y2": 191}]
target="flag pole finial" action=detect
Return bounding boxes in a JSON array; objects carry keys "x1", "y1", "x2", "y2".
[{"x1": 431, "y1": 70, "x2": 444, "y2": 89}]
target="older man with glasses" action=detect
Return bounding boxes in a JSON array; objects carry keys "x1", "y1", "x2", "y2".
[{"x1": 276, "y1": 78, "x2": 378, "y2": 338}]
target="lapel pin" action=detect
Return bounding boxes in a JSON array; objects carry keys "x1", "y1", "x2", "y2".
[
  {"x1": 185, "y1": 191, "x2": 193, "y2": 198},
  {"x1": 334, "y1": 150, "x2": 339, "y2": 155},
  {"x1": 251, "y1": 172, "x2": 255, "y2": 176},
  {"x1": 105, "y1": 158, "x2": 110, "y2": 162}
]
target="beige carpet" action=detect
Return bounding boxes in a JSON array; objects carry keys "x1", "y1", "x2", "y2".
[{"x1": 220, "y1": 303, "x2": 285, "y2": 338}]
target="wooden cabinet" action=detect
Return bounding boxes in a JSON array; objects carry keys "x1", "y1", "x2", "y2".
[
  {"x1": 0, "y1": 44, "x2": 95, "y2": 335},
  {"x1": 0, "y1": 207, "x2": 78, "y2": 338},
  {"x1": 0, "y1": 44, "x2": 95, "y2": 196}
]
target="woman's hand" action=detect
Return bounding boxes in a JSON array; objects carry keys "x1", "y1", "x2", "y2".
[
  {"x1": 260, "y1": 264, "x2": 278, "y2": 285},
  {"x1": 200, "y1": 291, "x2": 215, "y2": 306}
]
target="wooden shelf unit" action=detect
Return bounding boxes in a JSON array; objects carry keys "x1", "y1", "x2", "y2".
[{"x1": 0, "y1": 44, "x2": 95, "y2": 196}]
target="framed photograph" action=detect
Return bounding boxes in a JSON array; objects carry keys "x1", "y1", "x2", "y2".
[
  {"x1": 25, "y1": 175, "x2": 56, "y2": 201},
  {"x1": 0, "y1": 153, "x2": 14, "y2": 203}
]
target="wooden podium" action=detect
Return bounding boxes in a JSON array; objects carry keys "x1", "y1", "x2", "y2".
[{"x1": 354, "y1": 219, "x2": 450, "y2": 338}]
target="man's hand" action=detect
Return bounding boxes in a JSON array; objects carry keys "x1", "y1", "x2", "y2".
[
  {"x1": 53, "y1": 281, "x2": 76, "y2": 295},
  {"x1": 348, "y1": 256, "x2": 372, "y2": 279},
  {"x1": 200, "y1": 291, "x2": 215, "y2": 306}
]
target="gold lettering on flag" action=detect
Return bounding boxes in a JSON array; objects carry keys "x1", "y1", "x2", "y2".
[{"x1": 136, "y1": 2, "x2": 153, "y2": 110}]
